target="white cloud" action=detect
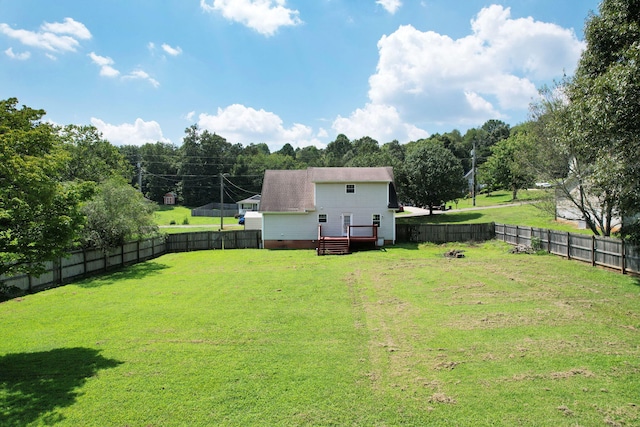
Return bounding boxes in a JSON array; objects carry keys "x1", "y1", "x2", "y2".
[
  {"x1": 41, "y1": 17, "x2": 91, "y2": 40},
  {"x1": 332, "y1": 5, "x2": 583, "y2": 142},
  {"x1": 0, "y1": 17, "x2": 91, "y2": 55},
  {"x1": 161, "y1": 43, "x2": 182, "y2": 56},
  {"x1": 91, "y1": 117, "x2": 170, "y2": 146},
  {"x1": 376, "y1": 0, "x2": 402, "y2": 14},
  {"x1": 5, "y1": 47, "x2": 30, "y2": 60},
  {"x1": 200, "y1": 0, "x2": 302, "y2": 36},
  {"x1": 365, "y1": 5, "x2": 584, "y2": 129},
  {"x1": 198, "y1": 104, "x2": 323, "y2": 150},
  {"x1": 123, "y1": 70, "x2": 160, "y2": 88},
  {"x1": 89, "y1": 52, "x2": 159, "y2": 87},
  {"x1": 89, "y1": 52, "x2": 120, "y2": 77},
  {"x1": 332, "y1": 103, "x2": 428, "y2": 143},
  {"x1": 185, "y1": 111, "x2": 196, "y2": 121}
]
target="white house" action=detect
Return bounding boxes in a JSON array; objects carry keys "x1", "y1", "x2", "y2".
[
  {"x1": 236, "y1": 195, "x2": 261, "y2": 215},
  {"x1": 259, "y1": 167, "x2": 399, "y2": 253}
]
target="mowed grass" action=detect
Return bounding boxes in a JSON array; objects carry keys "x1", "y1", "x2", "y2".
[
  {"x1": 154, "y1": 205, "x2": 242, "y2": 233},
  {"x1": 449, "y1": 189, "x2": 549, "y2": 209},
  {"x1": 399, "y1": 203, "x2": 588, "y2": 234},
  {"x1": 1, "y1": 243, "x2": 639, "y2": 426}
]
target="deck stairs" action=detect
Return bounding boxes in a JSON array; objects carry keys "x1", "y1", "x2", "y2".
[{"x1": 317, "y1": 237, "x2": 350, "y2": 255}]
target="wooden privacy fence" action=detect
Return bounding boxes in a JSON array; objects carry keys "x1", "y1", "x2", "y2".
[
  {"x1": 396, "y1": 223, "x2": 495, "y2": 244},
  {"x1": 1, "y1": 230, "x2": 262, "y2": 293},
  {"x1": 166, "y1": 230, "x2": 262, "y2": 252},
  {"x1": 1, "y1": 236, "x2": 167, "y2": 293},
  {"x1": 495, "y1": 223, "x2": 640, "y2": 275}
]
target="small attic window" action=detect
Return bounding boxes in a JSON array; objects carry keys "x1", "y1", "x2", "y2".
[{"x1": 346, "y1": 184, "x2": 355, "y2": 194}]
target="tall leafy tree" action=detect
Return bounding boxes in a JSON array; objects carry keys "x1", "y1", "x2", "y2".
[
  {"x1": 0, "y1": 98, "x2": 84, "y2": 277},
  {"x1": 479, "y1": 125, "x2": 535, "y2": 200},
  {"x1": 59, "y1": 125, "x2": 131, "y2": 184},
  {"x1": 139, "y1": 142, "x2": 179, "y2": 203},
  {"x1": 571, "y1": 0, "x2": 640, "y2": 240},
  {"x1": 324, "y1": 134, "x2": 352, "y2": 166},
  {"x1": 533, "y1": 0, "x2": 640, "y2": 238},
  {"x1": 178, "y1": 126, "x2": 239, "y2": 206},
  {"x1": 400, "y1": 142, "x2": 467, "y2": 214}
]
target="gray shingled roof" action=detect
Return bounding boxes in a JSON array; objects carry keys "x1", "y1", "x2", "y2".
[
  {"x1": 260, "y1": 169, "x2": 314, "y2": 212},
  {"x1": 309, "y1": 167, "x2": 394, "y2": 183},
  {"x1": 260, "y1": 167, "x2": 396, "y2": 213}
]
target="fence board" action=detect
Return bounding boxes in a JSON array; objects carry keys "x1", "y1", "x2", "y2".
[
  {"x1": 396, "y1": 223, "x2": 495, "y2": 244},
  {"x1": 495, "y1": 223, "x2": 638, "y2": 275}
]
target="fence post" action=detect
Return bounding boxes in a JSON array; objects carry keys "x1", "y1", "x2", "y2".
[
  {"x1": 547, "y1": 229, "x2": 551, "y2": 253},
  {"x1": 621, "y1": 239, "x2": 626, "y2": 274},
  {"x1": 137, "y1": 240, "x2": 140, "y2": 262},
  {"x1": 591, "y1": 235, "x2": 596, "y2": 266},
  {"x1": 567, "y1": 232, "x2": 571, "y2": 260},
  {"x1": 515, "y1": 226, "x2": 519, "y2": 245},
  {"x1": 121, "y1": 244, "x2": 125, "y2": 267}
]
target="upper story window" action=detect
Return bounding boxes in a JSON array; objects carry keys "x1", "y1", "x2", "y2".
[
  {"x1": 346, "y1": 184, "x2": 356, "y2": 194},
  {"x1": 372, "y1": 214, "x2": 381, "y2": 227},
  {"x1": 318, "y1": 214, "x2": 327, "y2": 223}
]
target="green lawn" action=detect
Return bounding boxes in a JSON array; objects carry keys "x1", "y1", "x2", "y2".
[
  {"x1": 449, "y1": 189, "x2": 550, "y2": 209},
  {"x1": 399, "y1": 200, "x2": 591, "y2": 235},
  {"x1": 1, "y1": 243, "x2": 639, "y2": 426},
  {"x1": 154, "y1": 205, "x2": 242, "y2": 233}
]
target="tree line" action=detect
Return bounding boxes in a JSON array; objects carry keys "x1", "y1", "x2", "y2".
[{"x1": 117, "y1": 119, "x2": 510, "y2": 208}]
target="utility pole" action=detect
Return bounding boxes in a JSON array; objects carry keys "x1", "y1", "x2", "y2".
[
  {"x1": 471, "y1": 142, "x2": 477, "y2": 207},
  {"x1": 219, "y1": 173, "x2": 224, "y2": 230}
]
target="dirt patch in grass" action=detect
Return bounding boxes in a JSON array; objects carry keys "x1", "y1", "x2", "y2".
[{"x1": 428, "y1": 392, "x2": 457, "y2": 404}]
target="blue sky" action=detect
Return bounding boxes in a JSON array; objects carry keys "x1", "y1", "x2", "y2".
[{"x1": 1, "y1": 0, "x2": 601, "y2": 150}]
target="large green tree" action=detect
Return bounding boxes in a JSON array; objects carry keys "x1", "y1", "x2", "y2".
[
  {"x1": 480, "y1": 125, "x2": 535, "y2": 200},
  {"x1": 400, "y1": 142, "x2": 467, "y2": 214},
  {"x1": 533, "y1": 0, "x2": 640, "y2": 238},
  {"x1": 0, "y1": 98, "x2": 84, "y2": 277},
  {"x1": 139, "y1": 142, "x2": 179, "y2": 203},
  {"x1": 59, "y1": 125, "x2": 131, "y2": 184}
]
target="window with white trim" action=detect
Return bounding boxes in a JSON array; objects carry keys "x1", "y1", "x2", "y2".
[
  {"x1": 318, "y1": 214, "x2": 327, "y2": 223},
  {"x1": 372, "y1": 214, "x2": 381, "y2": 227},
  {"x1": 346, "y1": 184, "x2": 355, "y2": 194}
]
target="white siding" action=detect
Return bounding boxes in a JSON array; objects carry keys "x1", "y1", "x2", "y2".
[
  {"x1": 244, "y1": 211, "x2": 262, "y2": 230},
  {"x1": 315, "y1": 182, "x2": 395, "y2": 241},
  {"x1": 262, "y1": 213, "x2": 318, "y2": 241}
]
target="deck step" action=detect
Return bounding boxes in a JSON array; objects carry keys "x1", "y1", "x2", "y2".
[{"x1": 317, "y1": 238, "x2": 350, "y2": 255}]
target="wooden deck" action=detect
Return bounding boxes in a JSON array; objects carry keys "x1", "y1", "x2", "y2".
[{"x1": 317, "y1": 225, "x2": 379, "y2": 255}]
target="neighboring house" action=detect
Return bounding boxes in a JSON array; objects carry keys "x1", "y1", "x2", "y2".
[
  {"x1": 260, "y1": 167, "x2": 399, "y2": 253},
  {"x1": 555, "y1": 178, "x2": 622, "y2": 230},
  {"x1": 237, "y1": 195, "x2": 261, "y2": 215},
  {"x1": 163, "y1": 192, "x2": 176, "y2": 205}
]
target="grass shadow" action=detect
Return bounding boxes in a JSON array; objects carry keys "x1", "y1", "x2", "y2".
[
  {"x1": 0, "y1": 347, "x2": 123, "y2": 426},
  {"x1": 75, "y1": 261, "x2": 170, "y2": 288}
]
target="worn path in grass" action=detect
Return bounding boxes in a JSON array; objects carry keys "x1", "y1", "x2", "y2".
[{"x1": 1, "y1": 243, "x2": 638, "y2": 426}]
